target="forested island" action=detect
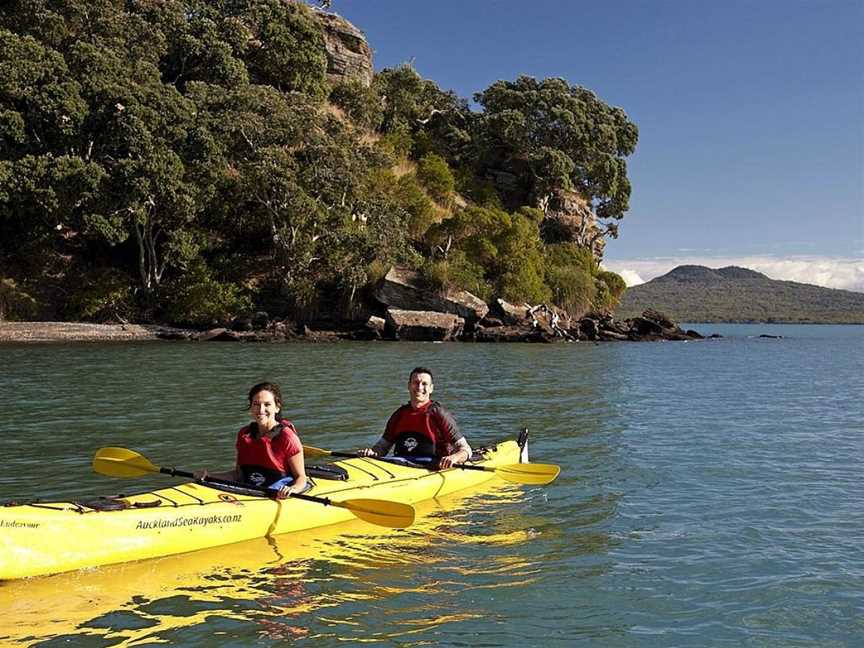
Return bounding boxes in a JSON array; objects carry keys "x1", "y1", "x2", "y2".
[
  {"x1": 616, "y1": 266, "x2": 864, "y2": 324},
  {"x1": 1, "y1": 1, "x2": 648, "y2": 342}
]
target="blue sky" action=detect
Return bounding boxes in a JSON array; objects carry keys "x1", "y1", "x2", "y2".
[{"x1": 330, "y1": 0, "x2": 863, "y2": 291}]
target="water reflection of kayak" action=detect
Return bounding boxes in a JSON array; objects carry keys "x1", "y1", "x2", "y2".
[
  {"x1": 0, "y1": 437, "x2": 526, "y2": 581},
  {"x1": 0, "y1": 480, "x2": 529, "y2": 646}
]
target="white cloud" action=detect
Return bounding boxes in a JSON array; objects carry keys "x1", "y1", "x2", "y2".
[
  {"x1": 615, "y1": 269, "x2": 646, "y2": 287},
  {"x1": 602, "y1": 255, "x2": 864, "y2": 292}
]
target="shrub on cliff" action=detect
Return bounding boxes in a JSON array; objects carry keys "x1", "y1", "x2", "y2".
[
  {"x1": 596, "y1": 270, "x2": 627, "y2": 309},
  {"x1": 329, "y1": 79, "x2": 383, "y2": 130},
  {"x1": 545, "y1": 242, "x2": 598, "y2": 275},
  {"x1": 420, "y1": 250, "x2": 490, "y2": 300},
  {"x1": 425, "y1": 205, "x2": 550, "y2": 304},
  {"x1": 545, "y1": 264, "x2": 595, "y2": 317},
  {"x1": 395, "y1": 175, "x2": 436, "y2": 238},
  {"x1": 542, "y1": 244, "x2": 627, "y2": 315},
  {"x1": 416, "y1": 154, "x2": 455, "y2": 204}
]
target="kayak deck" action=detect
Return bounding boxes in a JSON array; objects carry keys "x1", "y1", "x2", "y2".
[{"x1": 0, "y1": 439, "x2": 522, "y2": 580}]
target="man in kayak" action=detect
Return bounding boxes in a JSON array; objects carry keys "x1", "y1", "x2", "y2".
[
  {"x1": 360, "y1": 367, "x2": 472, "y2": 469},
  {"x1": 196, "y1": 382, "x2": 308, "y2": 498}
]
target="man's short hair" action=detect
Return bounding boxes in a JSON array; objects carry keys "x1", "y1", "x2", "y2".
[{"x1": 409, "y1": 366, "x2": 433, "y2": 382}]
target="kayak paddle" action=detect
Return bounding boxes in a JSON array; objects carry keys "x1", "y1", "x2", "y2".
[
  {"x1": 92, "y1": 447, "x2": 415, "y2": 529},
  {"x1": 302, "y1": 445, "x2": 560, "y2": 486}
]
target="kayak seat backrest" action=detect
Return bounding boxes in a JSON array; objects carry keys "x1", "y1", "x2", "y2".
[
  {"x1": 306, "y1": 464, "x2": 349, "y2": 481},
  {"x1": 77, "y1": 497, "x2": 129, "y2": 511}
]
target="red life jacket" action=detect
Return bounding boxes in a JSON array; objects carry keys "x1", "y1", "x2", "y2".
[
  {"x1": 235, "y1": 420, "x2": 301, "y2": 487},
  {"x1": 385, "y1": 401, "x2": 454, "y2": 458}
]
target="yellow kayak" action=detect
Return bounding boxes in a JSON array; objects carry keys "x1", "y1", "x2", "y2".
[
  {"x1": 0, "y1": 481, "x2": 528, "y2": 645},
  {"x1": 0, "y1": 437, "x2": 525, "y2": 580}
]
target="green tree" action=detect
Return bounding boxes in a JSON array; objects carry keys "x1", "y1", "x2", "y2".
[
  {"x1": 421, "y1": 250, "x2": 490, "y2": 300},
  {"x1": 500, "y1": 225, "x2": 550, "y2": 303},
  {"x1": 0, "y1": 6, "x2": 203, "y2": 307},
  {"x1": 240, "y1": 0, "x2": 328, "y2": 96},
  {"x1": 1, "y1": 0, "x2": 349, "y2": 321},
  {"x1": 473, "y1": 76, "x2": 638, "y2": 220},
  {"x1": 67, "y1": 268, "x2": 135, "y2": 322},
  {"x1": 373, "y1": 64, "x2": 472, "y2": 161}
]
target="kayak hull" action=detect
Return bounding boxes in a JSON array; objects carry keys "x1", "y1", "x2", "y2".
[{"x1": 0, "y1": 439, "x2": 522, "y2": 580}]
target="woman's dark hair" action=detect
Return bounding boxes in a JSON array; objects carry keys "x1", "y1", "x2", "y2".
[{"x1": 248, "y1": 382, "x2": 283, "y2": 415}]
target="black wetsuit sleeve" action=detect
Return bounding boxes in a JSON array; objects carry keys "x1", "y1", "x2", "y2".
[{"x1": 430, "y1": 403, "x2": 463, "y2": 444}]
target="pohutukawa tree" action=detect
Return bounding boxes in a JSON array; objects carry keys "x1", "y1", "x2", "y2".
[{"x1": 473, "y1": 76, "x2": 638, "y2": 221}]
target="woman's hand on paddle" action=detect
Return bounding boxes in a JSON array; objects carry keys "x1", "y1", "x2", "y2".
[
  {"x1": 275, "y1": 484, "x2": 304, "y2": 499},
  {"x1": 193, "y1": 469, "x2": 208, "y2": 481},
  {"x1": 359, "y1": 448, "x2": 378, "y2": 457}
]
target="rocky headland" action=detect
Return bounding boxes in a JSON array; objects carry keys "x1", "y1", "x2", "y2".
[{"x1": 0, "y1": 267, "x2": 706, "y2": 344}]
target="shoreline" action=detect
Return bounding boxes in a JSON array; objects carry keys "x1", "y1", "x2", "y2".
[
  {"x1": 0, "y1": 320, "x2": 847, "y2": 345},
  {"x1": 0, "y1": 322, "x2": 184, "y2": 344}
]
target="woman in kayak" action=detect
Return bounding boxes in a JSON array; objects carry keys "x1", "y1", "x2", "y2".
[{"x1": 196, "y1": 382, "x2": 307, "y2": 498}]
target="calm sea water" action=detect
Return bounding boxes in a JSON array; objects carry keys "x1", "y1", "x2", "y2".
[{"x1": 1, "y1": 324, "x2": 862, "y2": 646}]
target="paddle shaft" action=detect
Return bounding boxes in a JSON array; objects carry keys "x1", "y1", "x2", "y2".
[
  {"x1": 317, "y1": 449, "x2": 492, "y2": 472},
  {"x1": 303, "y1": 445, "x2": 558, "y2": 485},
  {"x1": 162, "y1": 466, "x2": 351, "y2": 508},
  {"x1": 92, "y1": 447, "x2": 416, "y2": 527},
  {"x1": 327, "y1": 450, "x2": 371, "y2": 460},
  {"x1": 448, "y1": 463, "x2": 492, "y2": 473}
]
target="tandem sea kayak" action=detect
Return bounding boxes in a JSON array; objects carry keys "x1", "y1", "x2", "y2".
[
  {"x1": 1, "y1": 434, "x2": 537, "y2": 581},
  {"x1": 0, "y1": 482, "x2": 532, "y2": 645}
]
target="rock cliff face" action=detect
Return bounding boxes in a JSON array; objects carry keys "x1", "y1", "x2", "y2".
[
  {"x1": 540, "y1": 188, "x2": 606, "y2": 257},
  {"x1": 313, "y1": 10, "x2": 374, "y2": 87}
]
